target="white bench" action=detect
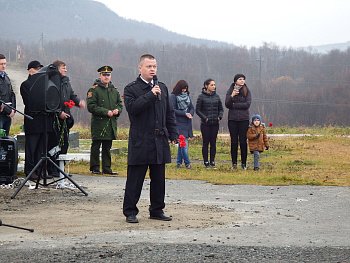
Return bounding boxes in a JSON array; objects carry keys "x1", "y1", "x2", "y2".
[{"x1": 57, "y1": 154, "x2": 74, "y2": 179}]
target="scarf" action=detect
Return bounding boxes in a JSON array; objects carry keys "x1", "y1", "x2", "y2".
[{"x1": 176, "y1": 93, "x2": 190, "y2": 111}]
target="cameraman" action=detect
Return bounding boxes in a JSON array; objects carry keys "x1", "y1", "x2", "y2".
[{"x1": 20, "y1": 60, "x2": 45, "y2": 180}]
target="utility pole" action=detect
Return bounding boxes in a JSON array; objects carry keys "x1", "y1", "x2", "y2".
[
  {"x1": 256, "y1": 49, "x2": 265, "y2": 118},
  {"x1": 39, "y1": 33, "x2": 44, "y2": 58},
  {"x1": 256, "y1": 50, "x2": 264, "y2": 84}
]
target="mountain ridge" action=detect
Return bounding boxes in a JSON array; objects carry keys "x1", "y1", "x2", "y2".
[
  {"x1": 1, "y1": 0, "x2": 230, "y2": 48},
  {"x1": 2, "y1": 0, "x2": 349, "y2": 52}
]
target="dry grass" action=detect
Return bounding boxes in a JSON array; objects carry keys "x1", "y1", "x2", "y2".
[
  {"x1": 66, "y1": 134, "x2": 350, "y2": 187},
  {"x1": 11, "y1": 124, "x2": 350, "y2": 186}
]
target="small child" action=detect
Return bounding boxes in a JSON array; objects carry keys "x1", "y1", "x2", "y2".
[{"x1": 247, "y1": 114, "x2": 269, "y2": 171}]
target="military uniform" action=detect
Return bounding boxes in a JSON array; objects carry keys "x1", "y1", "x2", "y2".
[{"x1": 87, "y1": 66, "x2": 123, "y2": 174}]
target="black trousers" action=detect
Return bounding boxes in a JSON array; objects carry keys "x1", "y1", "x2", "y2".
[
  {"x1": 0, "y1": 115, "x2": 11, "y2": 136},
  {"x1": 90, "y1": 140, "x2": 112, "y2": 171},
  {"x1": 200, "y1": 123, "x2": 219, "y2": 163},
  {"x1": 228, "y1": 120, "x2": 249, "y2": 165},
  {"x1": 123, "y1": 164, "x2": 165, "y2": 217},
  {"x1": 60, "y1": 127, "x2": 70, "y2": 154},
  {"x1": 24, "y1": 133, "x2": 44, "y2": 176},
  {"x1": 47, "y1": 130, "x2": 60, "y2": 176}
]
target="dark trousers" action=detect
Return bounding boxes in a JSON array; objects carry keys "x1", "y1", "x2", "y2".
[
  {"x1": 0, "y1": 115, "x2": 11, "y2": 135},
  {"x1": 90, "y1": 139, "x2": 112, "y2": 171},
  {"x1": 123, "y1": 164, "x2": 165, "y2": 217},
  {"x1": 228, "y1": 120, "x2": 249, "y2": 165},
  {"x1": 200, "y1": 123, "x2": 219, "y2": 163},
  {"x1": 60, "y1": 128, "x2": 70, "y2": 154},
  {"x1": 47, "y1": 130, "x2": 60, "y2": 176},
  {"x1": 24, "y1": 133, "x2": 45, "y2": 176}
]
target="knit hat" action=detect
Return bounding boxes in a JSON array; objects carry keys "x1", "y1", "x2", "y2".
[
  {"x1": 251, "y1": 114, "x2": 262, "y2": 123},
  {"x1": 233, "y1": 73, "x2": 246, "y2": 83}
]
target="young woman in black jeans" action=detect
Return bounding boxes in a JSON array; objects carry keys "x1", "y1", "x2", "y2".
[
  {"x1": 225, "y1": 74, "x2": 252, "y2": 170},
  {"x1": 196, "y1": 79, "x2": 224, "y2": 168}
]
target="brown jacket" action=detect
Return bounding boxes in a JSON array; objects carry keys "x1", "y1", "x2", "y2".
[{"x1": 247, "y1": 124, "x2": 269, "y2": 152}]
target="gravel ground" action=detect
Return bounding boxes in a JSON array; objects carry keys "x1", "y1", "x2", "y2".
[{"x1": 1, "y1": 174, "x2": 349, "y2": 262}]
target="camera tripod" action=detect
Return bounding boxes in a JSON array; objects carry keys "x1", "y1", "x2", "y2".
[{"x1": 11, "y1": 112, "x2": 88, "y2": 199}]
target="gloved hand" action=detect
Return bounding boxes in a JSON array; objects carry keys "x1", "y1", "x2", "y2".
[
  {"x1": 255, "y1": 133, "x2": 260, "y2": 139},
  {"x1": 265, "y1": 146, "x2": 269, "y2": 150}
]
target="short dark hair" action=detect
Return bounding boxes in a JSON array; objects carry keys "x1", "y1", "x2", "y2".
[
  {"x1": 139, "y1": 54, "x2": 155, "y2": 64},
  {"x1": 0, "y1": 54, "x2": 6, "y2": 60},
  {"x1": 172, "y1": 80, "x2": 189, "y2": 95}
]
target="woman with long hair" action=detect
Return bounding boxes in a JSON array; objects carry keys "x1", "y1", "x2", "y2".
[
  {"x1": 170, "y1": 80, "x2": 194, "y2": 168},
  {"x1": 225, "y1": 74, "x2": 252, "y2": 170}
]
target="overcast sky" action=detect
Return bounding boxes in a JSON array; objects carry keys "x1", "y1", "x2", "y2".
[{"x1": 94, "y1": 0, "x2": 350, "y2": 48}]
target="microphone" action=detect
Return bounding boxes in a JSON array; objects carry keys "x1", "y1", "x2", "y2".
[{"x1": 153, "y1": 75, "x2": 161, "y2": 101}]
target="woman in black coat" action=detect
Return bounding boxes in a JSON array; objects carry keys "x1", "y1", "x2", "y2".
[
  {"x1": 225, "y1": 74, "x2": 252, "y2": 170},
  {"x1": 170, "y1": 80, "x2": 194, "y2": 169},
  {"x1": 195, "y1": 78, "x2": 224, "y2": 168}
]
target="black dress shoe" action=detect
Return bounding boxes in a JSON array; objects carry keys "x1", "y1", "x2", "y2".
[
  {"x1": 103, "y1": 170, "x2": 118, "y2": 175},
  {"x1": 149, "y1": 213, "x2": 172, "y2": 221},
  {"x1": 126, "y1": 215, "x2": 139, "y2": 223},
  {"x1": 91, "y1": 169, "x2": 101, "y2": 174}
]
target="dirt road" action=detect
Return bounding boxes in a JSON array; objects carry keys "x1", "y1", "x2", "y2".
[
  {"x1": 6, "y1": 65, "x2": 27, "y2": 115},
  {"x1": 1, "y1": 175, "x2": 349, "y2": 262}
]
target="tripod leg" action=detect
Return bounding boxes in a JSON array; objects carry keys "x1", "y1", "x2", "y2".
[
  {"x1": 47, "y1": 158, "x2": 88, "y2": 196},
  {"x1": 11, "y1": 158, "x2": 45, "y2": 199},
  {"x1": 0, "y1": 220, "x2": 34, "y2": 232}
]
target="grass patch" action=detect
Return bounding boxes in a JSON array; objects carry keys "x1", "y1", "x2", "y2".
[{"x1": 10, "y1": 123, "x2": 350, "y2": 186}]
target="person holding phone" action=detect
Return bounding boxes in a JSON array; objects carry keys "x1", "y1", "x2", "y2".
[{"x1": 225, "y1": 74, "x2": 252, "y2": 170}]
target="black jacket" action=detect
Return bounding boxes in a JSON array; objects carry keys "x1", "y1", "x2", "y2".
[
  {"x1": 20, "y1": 74, "x2": 54, "y2": 134},
  {"x1": 124, "y1": 76, "x2": 178, "y2": 165},
  {"x1": 0, "y1": 74, "x2": 16, "y2": 116},
  {"x1": 195, "y1": 89, "x2": 224, "y2": 125},
  {"x1": 225, "y1": 84, "x2": 251, "y2": 121},
  {"x1": 59, "y1": 76, "x2": 80, "y2": 129}
]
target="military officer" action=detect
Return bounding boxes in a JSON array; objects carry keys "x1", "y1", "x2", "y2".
[{"x1": 87, "y1": 66, "x2": 123, "y2": 175}]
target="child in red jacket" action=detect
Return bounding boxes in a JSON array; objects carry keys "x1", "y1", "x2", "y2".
[{"x1": 247, "y1": 115, "x2": 269, "y2": 171}]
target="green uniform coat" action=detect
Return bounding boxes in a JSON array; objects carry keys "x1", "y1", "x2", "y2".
[{"x1": 87, "y1": 81, "x2": 123, "y2": 140}]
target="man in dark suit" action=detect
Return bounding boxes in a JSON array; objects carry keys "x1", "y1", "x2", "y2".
[{"x1": 122, "y1": 54, "x2": 178, "y2": 223}]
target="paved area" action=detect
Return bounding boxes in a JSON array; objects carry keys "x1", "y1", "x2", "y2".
[{"x1": 0, "y1": 175, "x2": 349, "y2": 262}]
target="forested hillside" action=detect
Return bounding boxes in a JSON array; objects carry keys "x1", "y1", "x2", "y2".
[
  {"x1": 2, "y1": 38, "x2": 349, "y2": 129},
  {"x1": 0, "y1": 0, "x2": 226, "y2": 48}
]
